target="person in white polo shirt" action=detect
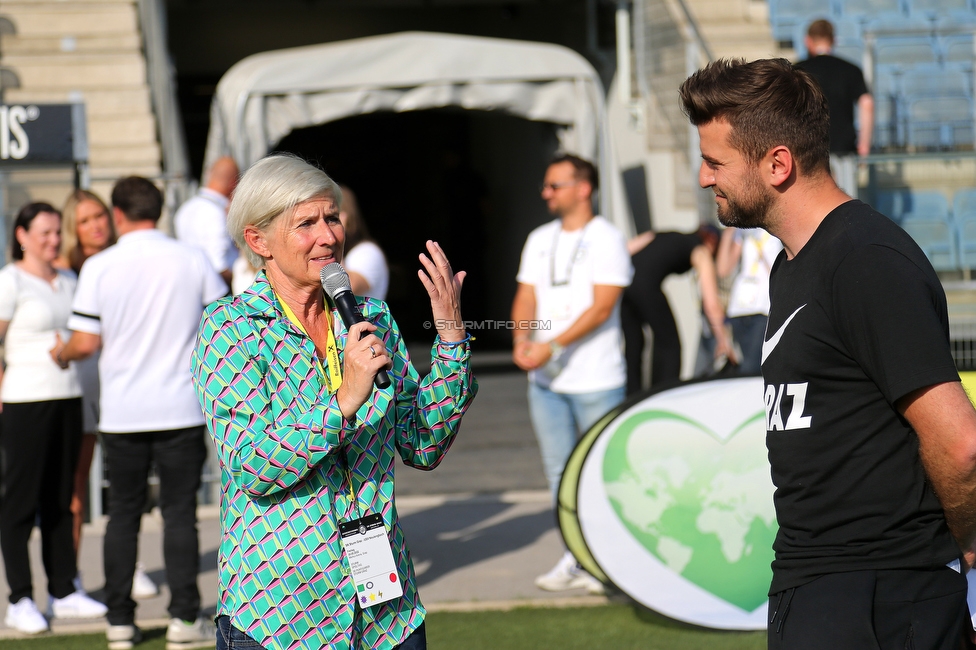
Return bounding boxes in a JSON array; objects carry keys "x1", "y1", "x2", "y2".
[
  {"x1": 52, "y1": 177, "x2": 227, "y2": 650},
  {"x1": 175, "y1": 156, "x2": 239, "y2": 287}
]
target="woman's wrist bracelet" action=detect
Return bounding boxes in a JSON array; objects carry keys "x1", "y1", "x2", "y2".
[{"x1": 437, "y1": 333, "x2": 473, "y2": 347}]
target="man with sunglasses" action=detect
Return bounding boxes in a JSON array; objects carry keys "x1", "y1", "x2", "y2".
[{"x1": 511, "y1": 153, "x2": 633, "y2": 593}]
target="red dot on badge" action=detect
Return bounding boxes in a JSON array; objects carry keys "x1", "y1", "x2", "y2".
[{"x1": 389, "y1": 573, "x2": 397, "y2": 582}]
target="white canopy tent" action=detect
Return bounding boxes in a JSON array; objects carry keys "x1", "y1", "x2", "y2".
[{"x1": 204, "y1": 31, "x2": 632, "y2": 232}]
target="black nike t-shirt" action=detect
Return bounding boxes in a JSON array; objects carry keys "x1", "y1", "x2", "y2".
[
  {"x1": 762, "y1": 200, "x2": 960, "y2": 594},
  {"x1": 795, "y1": 55, "x2": 869, "y2": 154}
]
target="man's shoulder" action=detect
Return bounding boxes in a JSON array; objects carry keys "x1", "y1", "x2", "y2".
[
  {"x1": 174, "y1": 194, "x2": 223, "y2": 223},
  {"x1": 526, "y1": 219, "x2": 560, "y2": 238},
  {"x1": 586, "y1": 216, "x2": 628, "y2": 246},
  {"x1": 818, "y1": 201, "x2": 935, "y2": 280}
]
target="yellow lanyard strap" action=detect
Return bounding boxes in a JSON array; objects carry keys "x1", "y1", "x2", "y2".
[{"x1": 276, "y1": 292, "x2": 343, "y2": 393}]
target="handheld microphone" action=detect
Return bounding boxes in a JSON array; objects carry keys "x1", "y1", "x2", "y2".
[{"x1": 320, "y1": 263, "x2": 391, "y2": 389}]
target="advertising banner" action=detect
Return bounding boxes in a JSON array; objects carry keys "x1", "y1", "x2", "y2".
[
  {"x1": 558, "y1": 376, "x2": 774, "y2": 630},
  {"x1": 0, "y1": 103, "x2": 87, "y2": 164}
]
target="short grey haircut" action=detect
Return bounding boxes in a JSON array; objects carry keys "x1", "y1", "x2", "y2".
[{"x1": 228, "y1": 154, "x2": 342, "y2": 268}]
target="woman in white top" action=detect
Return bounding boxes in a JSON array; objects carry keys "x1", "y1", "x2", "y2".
[
  {"x1": 0, "y1": 202, "x2": 108, "y2": 634},
  {"x1": 56, "y1": 190, "x2": 115, "y2": 557},
  {"x1": 339, "y1": 185, "x2": 389, "y2": 299}
]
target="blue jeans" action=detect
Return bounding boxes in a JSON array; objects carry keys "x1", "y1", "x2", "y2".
[
  {"x1": 216, "y1": 616, "x2": 266, "y2": 649},
  {"x1": 216, "y1": 617, "x2": 427, "y2": 649},
  {"x1": 730, "y1": 314, "x2": 768, "y2": 376},
  {"x1": 527, "y1": 383, "x2": 625, "y2": 500}
]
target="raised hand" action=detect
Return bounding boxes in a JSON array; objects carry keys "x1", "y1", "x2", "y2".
[{"x1": 417, "y1": 240, "x2": 466, "y2": 343}]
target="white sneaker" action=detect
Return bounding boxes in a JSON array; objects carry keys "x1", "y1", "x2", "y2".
[
  {"x1": 131, "y1": 564, "x2": 159, "y2": 599},
  {"x1": 4, "y1": 597, "x2": 49, "y2": 634},
  {"x1": 49, "y1": 590, "x2": 108, "y2": 619},
  {"x1": 534, "y1": 551, "x2": 605, "y2": 595},
  {"x1": 166, "y1": 616, "x2": 216, "y2": 649},
  {"x1": 107, "y1": 623, "x2": 142, "y2": 650}
]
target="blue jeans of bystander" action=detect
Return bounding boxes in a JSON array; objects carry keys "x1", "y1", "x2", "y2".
[{"x1": 527, "y1": 383, "x2": 626, "y2": 501}]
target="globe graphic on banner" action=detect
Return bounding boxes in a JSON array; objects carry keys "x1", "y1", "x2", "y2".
[
  {"x1": 566, "y1": 376, "x2": 776, "y2": 629},
  {"x1": 602, "y1": 409, "x2": 775, "y2": 612}
]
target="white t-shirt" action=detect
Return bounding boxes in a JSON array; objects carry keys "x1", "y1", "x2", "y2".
[
  {"x1": 68, "y1": 229, "x2": 227, "y2": 433},
  {"x1": 726, "y1": 230, "x2": 783, "y2": 318},
  {"x1": 344, "y1": 241, "x2": 389, "y2": 300},
  {"x1": 231, "y1": 254, "x2": 259, "y2": 295},
  {"x1": 174, "y1": 188, "x2": 238, "y2": 274},
  {"x1": 0, "y1": 265, "x2": 82, "y2": 402},
  {"x1": 516, "y1": 216, "x2": 633, "y2": 393}
]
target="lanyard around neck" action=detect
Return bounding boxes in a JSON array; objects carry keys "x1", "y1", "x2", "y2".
[
  {"x1": 275, "y1": 292, "x2": 343, "y2": 394},
  {"x1": 274, "y1": 288, "x2": 363, "y2": 519},
  {"x1": 550, "y1": 222, "x2": 589, "y2": 287}
]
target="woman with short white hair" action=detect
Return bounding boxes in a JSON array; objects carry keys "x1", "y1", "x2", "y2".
[{"x1": 192, "y1": 154, "x2": 477, "y2": 650}]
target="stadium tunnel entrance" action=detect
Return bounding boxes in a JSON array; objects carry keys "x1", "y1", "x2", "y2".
[
  {"x1": 273, "y1": 109, "x2": 560, "y2": 349},
  {"x1": 204, "y1": 32, "x2": 630, "y2": 350}
]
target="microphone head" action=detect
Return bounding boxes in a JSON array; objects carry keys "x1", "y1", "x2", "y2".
[{"x1": 320, "y1": 263, "x2": 352, "y2": 298}]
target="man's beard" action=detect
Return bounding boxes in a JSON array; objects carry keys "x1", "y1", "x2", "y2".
[{"x1": 715, "y1": 176, "x2": 773, "y2": 229}]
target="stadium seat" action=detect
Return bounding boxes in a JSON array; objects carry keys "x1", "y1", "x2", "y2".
[
  {"x1": 890, "y1": 191, "x2": 955, "y2": 269},
  {"x1": 903, "y1": 217, "x2": 958, "y2": 270},
  {"x1": 769, "y1": 0, "x2": 838, "y2": 44},
  {"x1": 874, "y1": 189, "x2": 950, "y2": 223},
  {"x1": 872, "y1": 64, "x2": 907, "y2": 148},
  {"x1": 908, "y1": 96, "x2": 974, "y2": 149},
  {"x1": 954, "y1": 188, "x2": 976, "y2": 270},
  {"x1": 874, "y1": 188, "x2": 912, "y2": 223},
  {"x1": 842, "y1": 0, "x2": 903, "y2": 18},
  {"x1": 944, "y1": 34, "x2": 976, "y2": 62},
  {"x1": 874, "y1": 36, "x2": 940, "y2": 65},
  {"x1": 902, "y1": 64, "x2": 972, "y2": 98},
  {"x1": 954, "y1": 188, "x2": 976, "y2": 217}
]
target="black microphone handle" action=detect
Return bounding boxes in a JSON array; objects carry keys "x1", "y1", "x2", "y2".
[{"x1": 332, "y1": 290, "x2": 392, "y2": 389}]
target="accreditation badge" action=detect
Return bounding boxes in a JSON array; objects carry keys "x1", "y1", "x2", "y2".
[
  {"x1": 339, "y1": 513, "x2": 404, "y2": 607},
  {"x1": 549, "y1": 285, "x2": 574, "y2": 321}
]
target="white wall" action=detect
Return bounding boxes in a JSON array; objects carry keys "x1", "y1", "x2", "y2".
[{"x1": 606, "y1": 74, "x2": 704, "y2": 380}]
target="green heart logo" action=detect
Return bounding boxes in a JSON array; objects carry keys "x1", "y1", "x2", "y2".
[{"x1": 602, "y1": 409, "x2": 775, "y2": 612}]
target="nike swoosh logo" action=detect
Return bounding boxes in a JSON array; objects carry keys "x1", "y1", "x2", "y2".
[{"x1": 761, "y1": 304, "x2": 806, "y2": 364}]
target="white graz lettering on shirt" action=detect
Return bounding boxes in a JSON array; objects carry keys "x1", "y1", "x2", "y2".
[{"x1": 765, "y1": 382, "x2": 813, "y2": 431}]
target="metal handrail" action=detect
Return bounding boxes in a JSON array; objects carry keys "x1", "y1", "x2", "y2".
[{"x1": 673, "y1": 0, "x2": 714, "y2": 63}]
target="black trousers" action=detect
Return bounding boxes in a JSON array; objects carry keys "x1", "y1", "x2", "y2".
[
  {"x1": 0, "y1": 398, "x2": 83, "y2": 603},
  {"x1": 101, "y1": 426, "x2": 206, "y2": 625},
  {"x1": 768, "y1": 568, "x2": 970, "y2": 650},
  {"x1": 621, "y1": 294, "x2": 682, "y2": 395}
]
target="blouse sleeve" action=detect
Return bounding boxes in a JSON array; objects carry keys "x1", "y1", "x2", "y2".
[
  {"x1": 192, "y1": 301, "x2": 355, "y2": 497},
  {"x1": 386, "y1": 309, "x2": 478, "y2": 469}
]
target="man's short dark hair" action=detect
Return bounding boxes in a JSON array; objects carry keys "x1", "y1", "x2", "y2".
[
  {"x1": 549, "y1": 153, "x2": 599, "y2": 192},
  {"x1": 679, "y1": 58, "x2": 831, "y2": 177},
  {"x1": 807, "y1": 19, "x2": 835, "y2": 43},
  {"x1": 112, "y1": 176, "x2": 163, "y2": 223}
]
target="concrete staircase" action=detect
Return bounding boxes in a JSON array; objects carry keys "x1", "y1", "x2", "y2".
[
  {"x1": 0, "y1": 0, "x2": 161, "y2": 200},
  {"x1": 684, "y1": 0, "x2": 784, "y2": 61}
]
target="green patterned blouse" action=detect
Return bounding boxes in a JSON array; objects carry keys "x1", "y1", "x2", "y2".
[{"x1": 191, "y1": 273, "x2": 477, "y2": 649}]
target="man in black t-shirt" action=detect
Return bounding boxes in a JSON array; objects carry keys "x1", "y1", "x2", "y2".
[
  {"x1": 795, "y1": 19, "x2": 873, "y2": 197},
  {"x1": 680, "y1": 58, "x2": 976, "y2": 649}
]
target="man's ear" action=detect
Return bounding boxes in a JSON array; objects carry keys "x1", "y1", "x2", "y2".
[
  {"x1": 112, "y1": 207, "x2": 126, "y2": 230},
  {"x1": 767, "y1": 145, "x2": 795, "y2": 188},
  {"x1": 243, "y1": 224, "x2": 271, "y2": 260},
  {"x1": 576, "y1": 179, "x2": 594, "y2": 203}
]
